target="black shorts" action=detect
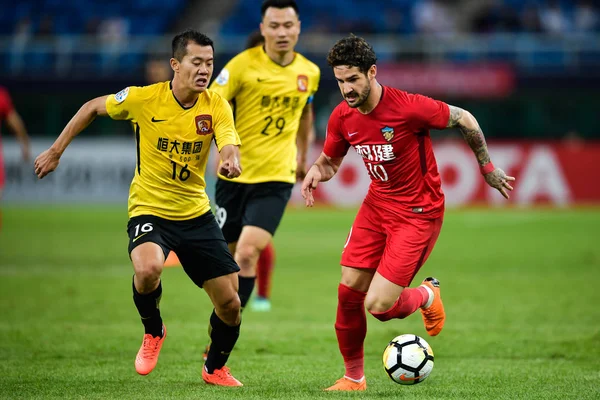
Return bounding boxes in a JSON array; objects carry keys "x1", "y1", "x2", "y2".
[
  {"x1": 214, "y1": 178, "x2": 294, "y2": 243},
  {"x1": 126, "y1": 211, "x2": 240, "y2": 287}
]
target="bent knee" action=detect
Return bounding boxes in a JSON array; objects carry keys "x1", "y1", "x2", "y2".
[
  {"x1": 135, "y1": 261, "x2": 162, "y2": 279},
  {"x1": 236, "y1": 243, "x2": 260, "y2": 262},
  {"x1": 134, "y1": 262, "x2": 163, "y2": 292},
  {"x1": 235, "y1": 244, "x2": 261, "y2": 272},
  {"x1": 365, "y1": 295, "x2": 395, "y2": 315},
  {"x1": 215, "y1": 293, "x2": 241, "y2": 325},
  {"x1": 367, "y1": 299, "x2": 396, "y2": 322}
]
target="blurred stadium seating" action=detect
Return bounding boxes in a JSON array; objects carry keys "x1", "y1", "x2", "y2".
[
  {"x1": 220, "y1": 0, "x2": 597, "y2": 36},
  {"x1": 0, "y1": 0, "x2": 599, "y2": 138},
  {"x1": 1, "y1": 0, "x2": 599, "y2": 205},
  {"x1": 1, "y1": 0, "x2": 186, "y2": 76},
  {"x1": 1, "y1": 0, "x2": 599, "y2": 76},
  {"x1": 3, "y1": 0, "x2": 185, "y2": 35}
]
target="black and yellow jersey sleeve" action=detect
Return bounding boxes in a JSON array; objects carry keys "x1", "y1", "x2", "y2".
[
  {"x1": 105, "y1": 86, "x2": 155, "y2": 121},
  {"x1": 210, "y1": 46, "x2": 320, "y2": 184},
  {"x1": 212, "y1": 94, "x2": 241, "y2": 151}
]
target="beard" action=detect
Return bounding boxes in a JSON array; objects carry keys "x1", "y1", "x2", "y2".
[{"x1": 345, "y1": 85, "x2": 371, "y2": 108}]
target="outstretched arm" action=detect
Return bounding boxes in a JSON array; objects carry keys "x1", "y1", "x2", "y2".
[
  {"x1": 5, "y1": 109, "x2": 31, "y2": 162},
  {"x1": 218, "y1": 144, "x2": 242, "y2": 179},
  {"x1": 446, "y1": 105, "x2": 515, "y2": 199},
  {"x1": 301, "y1": 152, "x2": 344, "y2": 207},
  {"x1": 34, "y1": 95, "x2": 109, "y2": 179},
  {"x1": 296, "y1": 103, "x2": 314, "y2": 181}
]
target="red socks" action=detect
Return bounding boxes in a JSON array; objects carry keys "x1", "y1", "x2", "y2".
[
  {"x1": 370, "y1": 287, "x2": 428, "y2": 322},
  {"x1": 256, "y1": 242, "x2": 275, "y2": 298},
  {"x1": 335, "y1": 284, "x2": 367, "y2": 380},
  {"x1": 334, "y1": 284, "x2": 429, "y2": 379}
]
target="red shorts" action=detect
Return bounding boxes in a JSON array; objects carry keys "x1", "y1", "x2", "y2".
[{"x1": 341, "y1": 200, "x2": 443, "y2": 287}]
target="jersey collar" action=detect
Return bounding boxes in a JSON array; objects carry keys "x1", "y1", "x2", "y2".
[
  {"x1": 260, "y1": 45, "x2": 297, "y2": 69},
  {"x1": 169, "y1": 81, "x2": 198, "y2": 110}
]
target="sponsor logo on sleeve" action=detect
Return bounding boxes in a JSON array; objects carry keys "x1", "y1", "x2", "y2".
[
  {"x1": 215, "y1": 68, "x2": 230, "y2": 86},
  {"x1": 114, "y1": 87, "x2": 130, "y2": 103}
]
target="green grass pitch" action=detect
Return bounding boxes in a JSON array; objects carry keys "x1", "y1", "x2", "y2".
[{"x1": 1, "y1": 206, "x2": 599, "y2": 399}]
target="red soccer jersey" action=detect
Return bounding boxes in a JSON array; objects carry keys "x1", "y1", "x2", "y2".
[
  {"x1": 0, "y1": 86, "x2": 14, "y2": 135},
  {"x1": 323, "y1": 86, "x2": 450, "y2": 218}
]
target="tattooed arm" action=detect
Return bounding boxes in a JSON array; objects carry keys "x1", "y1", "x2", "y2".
[{"x1": 446, "y1": 105, "x2": 516, "y2": 199}]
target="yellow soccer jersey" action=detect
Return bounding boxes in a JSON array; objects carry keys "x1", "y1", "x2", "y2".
[
  {"x1": 210, "y1": 46, "x2": 320, "y2": 184},
  {"x1": 105, "y1": 81, "x2": 240, "y2": 220}
]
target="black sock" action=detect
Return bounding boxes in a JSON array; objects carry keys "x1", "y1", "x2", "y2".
[
  {"x1": 132, "y1": 278, "x2": 163, "y2": 338},
  {"x1": 238, "y1": 276, "x2": 255, "y2": 309},
  {"x1": 205, "y1": 310, "x2": 240, "y2": 373}
]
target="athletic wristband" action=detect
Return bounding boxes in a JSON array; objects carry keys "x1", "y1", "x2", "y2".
[{"x1": 480, "y1": 162, "x2": 495, "y2": 175}]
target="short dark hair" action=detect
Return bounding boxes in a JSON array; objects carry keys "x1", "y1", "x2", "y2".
[
  {"x1": 261, "y1": 0, "x2": 299, "y2": 17},
  {"x1": 245, "y1": 30, "x2": 265, "y2": 49},
  {"x1": 172, "y1": 29, "x2": 214, "y2": 61},
  {"x1": 327, "y1": 35, "x2": 377, "y2": 75}
]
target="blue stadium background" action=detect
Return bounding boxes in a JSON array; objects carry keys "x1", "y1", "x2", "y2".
[{"x1": 1, "y1": 0, "x2": 599, "y2": 140}]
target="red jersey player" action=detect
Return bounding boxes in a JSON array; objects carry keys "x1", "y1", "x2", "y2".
[
  {"x1": 0, "y1": 86, "x2": 30, "y2": 227},
  {"x1": 301, "y1": 36, "x2": 515, "y2": 391}
]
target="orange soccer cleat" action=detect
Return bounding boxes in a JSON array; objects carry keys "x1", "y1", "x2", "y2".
[
  {"x1": 202, "y1": 366, "x2": 243, "y2": 387},
  {"x1": 420, "y1": 277, "x2": 446, "y2": 336},
  {"x1": 135, "y1": 324, "x2": 167, "y2": 375},
  {"x1": 324, "y1": 377, "x2": 367, "y2": 391}
]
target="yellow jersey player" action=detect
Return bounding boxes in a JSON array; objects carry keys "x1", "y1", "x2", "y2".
[
  {"x1": 237, "y1": 29, "x2": 296, "y2": 313},
  {"x1": 34, "y1": 30, "x2": 245, "y2": 387},
  {"x1": 209, "y1": 0, "x2": 320, "y2": 316}
]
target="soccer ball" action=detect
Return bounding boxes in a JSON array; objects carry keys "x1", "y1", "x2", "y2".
[{"x1": 382, "y1": 334, "x2": 434, "y2": 385}]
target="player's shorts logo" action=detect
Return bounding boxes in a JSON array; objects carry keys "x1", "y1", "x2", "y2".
[
  {"x1": 381, "y1": 126, "x2": 394, "y2": 142},
  {"x1": 195, "y1": 115, "x2": 213, "y2": 135},
  {"x1": 297, "y1": 75, "x2": 308, "y2": 92},
  {"x1": 132, "y1": 232, "x2": 149, "y2": 242},
  {"x1": 215, "y1": 206, "x2": 227, "y2": 228}
]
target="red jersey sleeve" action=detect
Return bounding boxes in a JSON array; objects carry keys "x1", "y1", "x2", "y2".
[
  {"x1": 323, "y1": 107, "x2": 350, "y2": 158},
  {"x1": 406, "y1": 93, "x2": 449, "y2": 131},
  {"x1": 0, "y1": 87, "x2": 14, "y2": 119}
]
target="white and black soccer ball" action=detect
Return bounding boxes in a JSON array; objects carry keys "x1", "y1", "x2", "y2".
[{"x1": 382, "y1": 334, "x2": 434, "y2": 385}]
